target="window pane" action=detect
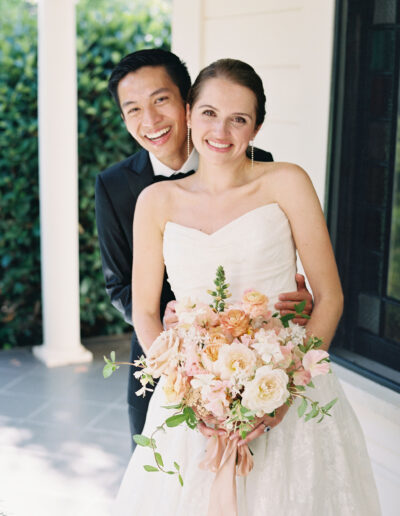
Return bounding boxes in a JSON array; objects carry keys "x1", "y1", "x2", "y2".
[
  {"x1": 364, "y1": 164, "x2": 388, "y2": 206},
  {"x1": 373, "y1": 0, "x2": 397, "y2": 24},
  {"x1": 369, "y1": 74, "x2": 393, "y2": 119},
  {"x1": 367, "y1": 122, "x2": 391, "y2": 162},
  {"x1": 370, "y1": 30, "x2": 395, "y2": 72},
  {"x1": 384, "y1": 301, "x2": 400, "y2": 343},
  {"x1": 387, "y1": 114, "x2": 400, "y2": 299}
]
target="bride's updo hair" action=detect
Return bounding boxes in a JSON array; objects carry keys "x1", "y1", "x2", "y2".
[{"x1": 187, "y1": 58, "x2": 266, "y2": 128}]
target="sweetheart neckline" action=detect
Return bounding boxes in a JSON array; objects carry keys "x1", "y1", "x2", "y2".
[{"x1": 164, "y1": 202, "x2": 280, "y2": 237}]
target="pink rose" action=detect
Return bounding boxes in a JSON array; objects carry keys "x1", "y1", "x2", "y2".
[
  {"x1": 276, "y1": 341, "x2": 294, "y2": 369},
  {"x1": 302, "y1": 349, "x2": 330, "y2": 377},
  {"x1": 195, "y1": 306, "x2": 220, "y2": 329},
  {"x1": 204, "y1": 380, "x2": 230, "y2": 418},
  {"x1": 184, "y1": 342, "x2": 204, "y2": 376}
]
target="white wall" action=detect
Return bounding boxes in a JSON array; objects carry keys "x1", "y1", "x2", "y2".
[{"x1": 172, "y1": 0, "x2": 335, "y2": 205}]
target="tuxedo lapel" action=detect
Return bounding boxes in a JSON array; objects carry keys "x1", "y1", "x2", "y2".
[{"x1": 122, "y1": 149, "x2": 155, "y2": 197}]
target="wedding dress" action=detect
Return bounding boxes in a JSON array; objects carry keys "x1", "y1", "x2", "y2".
[{"x1": 114, "y1": 203, "x2": 381, "y2": 516}]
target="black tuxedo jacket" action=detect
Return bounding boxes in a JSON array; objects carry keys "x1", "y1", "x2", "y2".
[{"x1": 95, "y1": 147, "x2": 273, "y2": 327}]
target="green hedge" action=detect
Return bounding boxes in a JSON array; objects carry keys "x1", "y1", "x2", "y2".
[{"x1": 0, "y1": 0, "x2": 171, "y2": 348}]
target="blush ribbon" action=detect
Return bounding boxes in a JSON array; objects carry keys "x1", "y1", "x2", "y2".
[{"x1": 199, "y1": 434, "x2": 254, "y2": 516}]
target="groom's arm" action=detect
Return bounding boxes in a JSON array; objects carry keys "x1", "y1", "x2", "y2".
[{"x1": 95, "y1": 175, "x2": 133, "y2": 325}]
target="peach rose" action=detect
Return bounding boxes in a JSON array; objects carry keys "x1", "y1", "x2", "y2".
[
  {"x1": 163, "y1": 370, "x2": 189, "y2": 404},
  {"x1": 146, "y1": 329, "x2": 180, "y2": 378},
  {"x1": 220, "y1": 309, "x2": 250, "y2": 337},
  {"x1": 242, "y1": 289, "x2": 271, "y2": 318}
]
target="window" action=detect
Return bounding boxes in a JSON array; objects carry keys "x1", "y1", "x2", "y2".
[{"x1": 328, "y1": 0, "x2": 400, "y2": 391}]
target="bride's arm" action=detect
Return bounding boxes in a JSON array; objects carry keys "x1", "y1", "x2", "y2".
[
  {"x1": 237, "y1": 166, "x2": 343, "y2": 447},
  {"x1": 275, "y1": 164, "x2": 344, "y2": 350},
  {"x1": 131, "y1": 185, "x2": 166, "y2": 354}
]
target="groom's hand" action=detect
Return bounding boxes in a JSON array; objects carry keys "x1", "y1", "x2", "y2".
[{"x1": 275, "y1": 273, "x2": 313, "y2": 326}]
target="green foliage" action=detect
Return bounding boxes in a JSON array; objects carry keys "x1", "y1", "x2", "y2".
[
  {"x1": 208, "y1": 265, "x2": 231, "y2": 312},
  {"x1": 0, "y1": 0, "x2": 171, "y2": 348}
]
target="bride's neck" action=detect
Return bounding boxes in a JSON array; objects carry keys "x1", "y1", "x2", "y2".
[{"x1": 194, "y1": 155, "x2": 251, "y2": 194}]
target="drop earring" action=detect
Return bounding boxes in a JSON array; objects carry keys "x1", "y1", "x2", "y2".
[
  {"x1": 250, "y1": 140, "x2": 254, "y2": 168},
  {"x1": 187, "y1": 126, "x2": 191, "y2": 159}
]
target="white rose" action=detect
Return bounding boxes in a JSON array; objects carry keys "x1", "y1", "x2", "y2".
[
  {"x1": 241, "y1": 365, "x2": 289, "y2": 416},
  {"x1": 252, "y1": 329, "x2": 284, "y2": 364},
  {"x1": 216, "y1": 342, "x2": 256, "y2": 380}
]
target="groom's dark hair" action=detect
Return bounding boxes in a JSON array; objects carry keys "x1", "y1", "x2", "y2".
[{"x1": 108, "y1": 48, "x2": 191, "y2": 113}]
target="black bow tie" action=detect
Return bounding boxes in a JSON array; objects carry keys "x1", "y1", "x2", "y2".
[{"x1": 153, "y1": 170, "x2": 196, "y2": 182}]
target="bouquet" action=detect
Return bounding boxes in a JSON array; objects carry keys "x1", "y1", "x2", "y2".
[{"x1": 104, "y1": 266, "x2": 337, "y2": 491}]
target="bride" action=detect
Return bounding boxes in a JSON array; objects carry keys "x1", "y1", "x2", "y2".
[{"x1": 113, "y1": 58, "x2": 381, "y2": 515}]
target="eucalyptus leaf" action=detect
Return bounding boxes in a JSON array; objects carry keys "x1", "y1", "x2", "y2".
[
  {"x1": 294, "y1": 300, "x2": 306, "y2": 313},
  {"x1": 166, "y1": 414, "x2": 187, "y2": 427},
  {"x1": 103, "y1": 363, "x2": 114, "y2": 378},
  {"x1": 144, "y1": 465, "x2": 159, "y2": 472},
  {"x1": 322, "y1": 398, "x2": 338, "y2": 412},
  {"x1": 133, "y1": 435, "x2": 152, "y2": 447},
  {"x1": 155, "y1": 452, "x2": 164, "y2": 467},
  {"x1": 297, "y1": 398, "x2": 308, "y2": 418}
]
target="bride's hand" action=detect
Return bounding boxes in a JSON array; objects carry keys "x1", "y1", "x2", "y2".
[
  {"x1": 230, "y1": 403, "x2": 290, "y2": 447},
  {"x1": 196, "y1": 413, "x2": 227, "y2": 438}
]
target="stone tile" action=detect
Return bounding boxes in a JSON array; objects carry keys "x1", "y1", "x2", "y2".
[
  {"x1": 0, "y1": 392, "x2": 48, "y2": 419},
  {"x1": 0, "y1": 419, "x2": 83, "y2": 458},
  {"x1": 3, "y1": 368, "x2": 77, "y2": 399},
  {"x1": 87, "y1": 406, "x2": 130, "y2": 435},
  {"x1": 0, "y1": 367, "x2": 26, "y2": 389},
  {"x1": 79, "y1": 428, "x2": 131, "y2": 466},
  {"x1": 59, "y1": 373, "x2": 127, "y2": 404},
  {"x1": 28, "y1": 398, "x2": 106, "y2": 427}
]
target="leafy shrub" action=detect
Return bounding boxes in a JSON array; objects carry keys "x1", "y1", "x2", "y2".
[{"x1": 0, "y1": 0, "x2": 171, "y2": 348}]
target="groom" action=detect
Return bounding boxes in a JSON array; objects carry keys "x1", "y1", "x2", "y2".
[{"x1": 95, "y1": 49, "x2": 312, "y2": 448}]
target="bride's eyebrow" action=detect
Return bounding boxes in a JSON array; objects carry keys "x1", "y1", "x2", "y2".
[
  {"x1": 198, "y1": 104, "x2": 217, "y2": 110},
  {"x1": 198, "y1": 104, "x2": 252, "y2": 119}
]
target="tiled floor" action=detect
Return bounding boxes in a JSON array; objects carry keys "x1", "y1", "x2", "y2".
[{"x1": 0, "y1": 336, "x2": 133, "y2": 516}]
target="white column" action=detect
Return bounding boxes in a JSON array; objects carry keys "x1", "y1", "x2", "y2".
[{"x1": 33, "y1": 0, "x2": 92, "y2": 367}]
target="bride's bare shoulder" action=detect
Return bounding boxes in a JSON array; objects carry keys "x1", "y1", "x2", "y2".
[
  {"x1": 258, "y1": 161, "x2": 312, "y2": 188},
  {"x1": 135, "y1": 181, "x2": 177, "y2": 225}
]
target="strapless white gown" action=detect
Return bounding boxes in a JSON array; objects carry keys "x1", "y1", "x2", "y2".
[{"x1": 114, "y1": 203, "x2": 381, "y2": 516}]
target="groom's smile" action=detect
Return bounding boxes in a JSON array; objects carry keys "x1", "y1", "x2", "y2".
[{"x1": 118, "y1": 66, "x2": 188, "y2": 171}]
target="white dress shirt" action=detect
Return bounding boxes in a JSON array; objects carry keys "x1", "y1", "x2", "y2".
[{"x1": 149, "y1": 149, "x2": 199, "y2": 177}]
